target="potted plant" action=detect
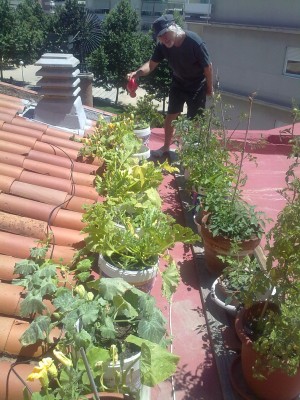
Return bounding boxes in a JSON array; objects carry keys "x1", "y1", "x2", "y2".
[
  {"x1": 234, "y1": 139, "x2": 300, "y2": 400},
  {"x1": 82, "y1": 203, "x2": 198, "y2": 300},
  {"x1": 20, "y1": 271, "x2": 180, "y2": 399},
  {"x1": 210, "y1": 252, "x2": 270, "y2": 316},
  {"x1": 80, "y1": 114, "x2": 143, "y2": 165},
  {"x1": 198, "y1": 95, "x2": 268, "y2": 276},
  {"x1": 173, "y1": 109, "x2": 236, "y2": 200},
  {"x1": 123, "y1": 94, "x2": 164, "y2": 144}
]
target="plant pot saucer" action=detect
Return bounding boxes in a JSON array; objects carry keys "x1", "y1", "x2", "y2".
[{"x1": 230, "y1": 355, "x2": 259, "y2": 400}]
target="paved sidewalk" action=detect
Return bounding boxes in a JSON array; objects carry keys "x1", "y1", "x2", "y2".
[{"x1": 3, "y1": 64, "x2": 165, "y2": 111}]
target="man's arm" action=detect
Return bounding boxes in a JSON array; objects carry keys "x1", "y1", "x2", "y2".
[
  {"x1": 204, "y1": 63, "x2": 213, "y2": 96},
  {"x1": 127, "y1": 60, "x2": 159, "y2": 80}
]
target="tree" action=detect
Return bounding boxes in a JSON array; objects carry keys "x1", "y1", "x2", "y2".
[
  {"x1": 47, "y1": 0, "x2": 101, "y2": 71},
  {"x1": 0, "y1": 0, "x2": 48, "y2": 80},
  {"x1": 15, "y1": 0, "x2": 48, "y2": 65},
  {"x1": 0, "y1": 0, "x2": 18, "y2": 79},
  {"x1": 88, "y1": 0, "x2": 151, "y2": 104},
  {"x1": 142, "y1": 60, "x2": 171, "y2": 114}
]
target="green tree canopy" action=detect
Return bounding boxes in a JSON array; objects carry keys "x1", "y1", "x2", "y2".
[
  {"x1": 0, "y1": 0, "x2": 47, "y2": 80},
  {"x1": 15, "y1": 0, "x2": 48, "y2": 65},
  {"x1": 88, "y1": 0, "x2": 152, "y2": 104},
  {"x1": 0, "y1": 0, "x2": 19, "y2": 79},
  {"x1": 47, "y1": 0, "x2": 101, "y2": 71}
]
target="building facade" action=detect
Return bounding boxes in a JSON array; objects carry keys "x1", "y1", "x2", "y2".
[
  {"x1": 86, "y1": 0, "x2": 300, "y2": 129},
  {"x1": 186, "y1": 0, "x2": 300, "y2": 129}
]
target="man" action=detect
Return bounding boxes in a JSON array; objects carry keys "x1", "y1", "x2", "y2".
[{"x1": 127, "y1": 14, "x2": 213, "y2": 157}]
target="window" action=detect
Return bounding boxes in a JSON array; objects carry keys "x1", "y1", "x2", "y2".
[{"x1": 284, "y1": 47, "x2": 300, "y2": 78}]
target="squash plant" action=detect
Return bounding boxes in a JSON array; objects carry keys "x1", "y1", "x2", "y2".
[{"x1": 16, "y1": 251, "x2": 179, "y2": 398}]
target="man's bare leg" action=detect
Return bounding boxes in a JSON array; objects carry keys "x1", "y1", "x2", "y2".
[{"x1": 153, "y1": 113, "x2": 180, "y2": 156}]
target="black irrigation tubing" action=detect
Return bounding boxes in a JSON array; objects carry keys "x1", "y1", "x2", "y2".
[
  {"x1": 31, "y1": 142, "x2": 78, "y2": 259},
  {"x1": 6, "y1": 360, "x2": 32, "y2": 400},
  {"x1": 4, "y1": 326, "x2": 65, "y2": 399}
]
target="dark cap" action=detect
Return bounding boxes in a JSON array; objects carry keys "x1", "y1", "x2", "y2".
[{"x1": 152, "y1": 14, "x2": 175, "y2": 40}]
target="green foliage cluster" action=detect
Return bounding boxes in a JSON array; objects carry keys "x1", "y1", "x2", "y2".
[
  {"x1": 0, "y1": 0, "x2": 47, "y2": 78},
  {"x1": 174, "y1": 95, "x2": 267, "y2": 243},
  {"x1": 124, "y1": 94, "x2": 164, "y2": 128},
  {"x1": 79, "y1": 114, "x2": 197, "y2": 301},
  {"x1": 220, "y1": 137, "x2": 300, "y2": 378},
  {"x1": 87, "y1": 0, "x2": 152, "y2": 104},
  {"x1": 15, "y1": 247, "x2": 179, "y2": 399}
]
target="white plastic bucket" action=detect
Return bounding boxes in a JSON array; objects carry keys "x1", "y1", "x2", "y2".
[
  {"x1": 134, "y1": 126, "x2": 151, "y2": 145},
  {"x1": 98, "y1": 254, "x2": 157, "y2": 293}
]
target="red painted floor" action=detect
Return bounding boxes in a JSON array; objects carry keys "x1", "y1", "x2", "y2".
[
  {"x1": 148, "y1": 130, "x2": 224, "y2": 400},
  {"x1": 146, "y1": 123, "x2": 299, "y2": 399}
]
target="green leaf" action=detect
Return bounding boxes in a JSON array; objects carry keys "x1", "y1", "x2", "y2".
[
  {"x1": 75, "y1": 259, "x2": 92, "y2": 272},
  {"x1": 138, "y1": 308, "x2": 166, "y2": 344},
  {"x1": 113, "y1": 295, "x2": 138, "y2": 319},
  {"x1": 161, "y1": 260, "x2": 180, "y2": 302},
  {"x1": 20, "y1": 293, "x2": 46, "y2": 317},
  {"x1": 99, "y1": 278, "x2": 132, "y2": 301},
  {"x1": 100, "y1": 316, "x2": 116, "y2": 339},
  {"x1": 76, "y1": 271, "x2": 91, "y2": 282},
  {"x1": 30, "y1": 246, "x2": 49, "y2": 259},
  {"x1": 125, "y1": 335, "x2": 179, "y2": 386},
  {"x1": 13, "y1": 259, "x2": 39, "y2": 276},
  {"x1": 20, "y1": 316, "x2": 52, "y2": 346}
]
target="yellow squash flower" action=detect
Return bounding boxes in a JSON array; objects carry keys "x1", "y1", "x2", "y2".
[{"x1": 27, "y1": 357, "x2": 57, "y2": 388}]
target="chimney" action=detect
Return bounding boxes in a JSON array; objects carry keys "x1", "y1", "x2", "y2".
[{"x1": 34, "y1": 53, "x2": 87, "y2": 133}]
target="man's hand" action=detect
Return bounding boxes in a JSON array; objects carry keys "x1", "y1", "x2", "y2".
[{"x1": 126, "y1": 70, "x2": 141, "y2": 81}]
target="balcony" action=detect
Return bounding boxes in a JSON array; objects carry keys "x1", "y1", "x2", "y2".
[{"x1": 184, "y1": 2, "x2": 211, "y2": 20}]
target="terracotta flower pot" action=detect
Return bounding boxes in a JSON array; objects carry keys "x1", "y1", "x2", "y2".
[
  {"x1": 235, "y1": 303, "x2": 300, "y2": 400},
  {"x1": 200, "y1": 217, "x2": 260, "y2": 276}
]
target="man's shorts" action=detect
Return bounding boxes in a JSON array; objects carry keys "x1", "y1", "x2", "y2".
[{"x1": 168, "y1": 84, "x2": 207, "y2": 119}]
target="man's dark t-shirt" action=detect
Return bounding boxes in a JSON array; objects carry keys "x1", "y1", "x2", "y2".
[{"x1": 151, "y1": 31, "x2": 211, "y2": 92}]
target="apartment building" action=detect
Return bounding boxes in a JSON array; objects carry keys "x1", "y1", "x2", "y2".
[
  {"x1": 9, "y1": 0, "x2": 299, "y2": 129},
  {"x1": 186, "y1": 0, "x2": 300, "y2": 129},
  {"x1": 86, "y1": 0, "x2": 299, "y2": 129}
]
